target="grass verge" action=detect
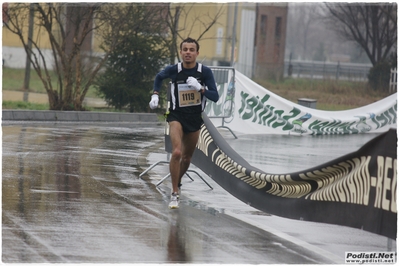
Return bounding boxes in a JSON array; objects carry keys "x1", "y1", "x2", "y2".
[
  {"x1": 2, "y1": 67, "x2": 98, "y2": 97},
  {"x1": 3, "y1": 100, "x2": 49, "y2": 110},
  {"x1": 254, "y1": 78, "x2": 391, "y2": 111}
]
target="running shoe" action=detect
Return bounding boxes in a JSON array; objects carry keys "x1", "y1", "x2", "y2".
[{"x1": 168, "y1": 192, "x2": 180, "y2": 209}]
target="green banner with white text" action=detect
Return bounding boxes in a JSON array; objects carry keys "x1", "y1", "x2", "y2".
[{"x1": 205, "y1": 70, "x2": 397, "y2": 135}]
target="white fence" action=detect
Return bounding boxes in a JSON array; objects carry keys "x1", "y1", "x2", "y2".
[{"x1": 389, "y1": 68, "x2": 397, "y2": 93}]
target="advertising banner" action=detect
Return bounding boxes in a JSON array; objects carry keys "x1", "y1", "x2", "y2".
[
  {"x1": 205, "y1": 70, "x2": 397, "y2": 135},
  {"x1": 165, "y1": 115, "x2": 397, "y2": 239}
]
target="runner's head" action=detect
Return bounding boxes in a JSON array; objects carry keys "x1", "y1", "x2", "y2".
[
  {"x1": 180, "y1": 37, "x2": 199, "y2": 67},
  {"x1": 180, "y1": 37, "x2": 200, "y2": 52}
]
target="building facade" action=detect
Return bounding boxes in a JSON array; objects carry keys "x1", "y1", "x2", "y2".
[
  {"x1": 2, "y1": 3, "x2": 287, "y2": 80},
  {"x1": 254, "y1": 3, "x2": 288, "y2": 80}
]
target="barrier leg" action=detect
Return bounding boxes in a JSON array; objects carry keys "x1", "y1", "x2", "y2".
[
  {"x1": 156, "y1": 173, "x2": 171, "y2": 186},
  {"x1": 139, "y1": 161, "x2": 170, "y2": 178},
  {"x1": 187, "y1": 170, "x2": 213, "y2": 190},
  {"x1": 217, "y1": 126, "x2": 237, "y2": 139},
  {"x1": 140, "y1": 157, "x2": 213, "y2": 190}
]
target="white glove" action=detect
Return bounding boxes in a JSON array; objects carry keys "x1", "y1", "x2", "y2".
[
  {"x1": 149, "y1": 94, "x2": 159, "y2": 109},
  {"x1": 186, "y1": 77, "x2": 202, "y2": 91}
]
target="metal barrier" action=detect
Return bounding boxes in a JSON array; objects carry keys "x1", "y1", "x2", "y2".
[
  {"x1": 390, "y1": 68, "x2": 397, "y2": 93},
  {"x1": 207, "y1": 66, "x2": 237, "y2": 138},
  {"x1": 284, "y1": 60, "x2": 372, "y2": 82}
]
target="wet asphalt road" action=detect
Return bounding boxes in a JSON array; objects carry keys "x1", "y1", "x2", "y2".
[{"x1": 2, "y1": 121, "x2": 395, "y2": 263}]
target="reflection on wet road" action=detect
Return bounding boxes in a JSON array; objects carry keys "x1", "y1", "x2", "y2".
[
  {"x1": 226, "y1": 132, "x2": 382, "y2": 174},
  {"x1": 3, "y1": 123, "x2": 336, "y2": 263}
]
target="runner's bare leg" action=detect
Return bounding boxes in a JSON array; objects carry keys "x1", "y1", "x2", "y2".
[
  {"x1": 169, "y1": 121, "x2": 184, "y2": 194},
  {"x1": 178, "y1": 130, "x2": 200, "y2": 185}
]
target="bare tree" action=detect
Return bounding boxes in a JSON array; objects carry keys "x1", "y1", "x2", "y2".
[
  {"x1": 286, "y1": 3, "x2": 323, "y2": 60},
  {"x1": 4, "y1": 3, "x2": 150, "y2": 111},
  {"x1": 164, "y1": 3, "x2": 225, "y2": 64},
  {"x1": 324, "y1": 3, "x2": 397, "y2": 66}
]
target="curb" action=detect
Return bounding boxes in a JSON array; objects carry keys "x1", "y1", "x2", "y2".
[{"x1": 2, "y1": 110, "x2": 159, "y2": 123}]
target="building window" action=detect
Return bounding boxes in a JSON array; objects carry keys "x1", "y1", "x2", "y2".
[
  {"x1": 274, "y1": 43, "x2": 280, "y2": 63},
  {"x1": 275, "y1": 16, "x2": 282, "y2": 39},
  {"x1": 260, "y1": 14, "x2": 267, "y2": 38}
]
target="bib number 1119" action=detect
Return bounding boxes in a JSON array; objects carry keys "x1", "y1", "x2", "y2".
[
  {"x1": 182, "y1": 92, "x2": 195, "y2": 101},
  {"x1": 178, "y1": 84, "x2": 201, "y2": 107}
]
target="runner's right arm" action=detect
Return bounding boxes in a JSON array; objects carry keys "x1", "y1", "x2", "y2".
[{"x1": 153, "y1": 65, "x2": 174, "y2": 94}]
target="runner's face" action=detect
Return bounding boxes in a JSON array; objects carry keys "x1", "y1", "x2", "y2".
[{"x1": 180, "y1": 42, "x2": 198, "y2": 65}]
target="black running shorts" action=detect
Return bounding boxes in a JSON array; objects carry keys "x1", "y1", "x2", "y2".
[{"x1": 167, "y1": 111, "x2": 203, "y2": 133}]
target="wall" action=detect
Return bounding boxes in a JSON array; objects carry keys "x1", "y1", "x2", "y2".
[{"x1": 253, "y1": 3, "x2": 288, "y2": 80}]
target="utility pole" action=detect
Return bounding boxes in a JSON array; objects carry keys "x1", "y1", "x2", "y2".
[
  {"x1": 23, "y1": 3, "x2": 34, "y2": 102},
  {"x1": 230, "y1": 2, "x2": 237, "y2": 67}
]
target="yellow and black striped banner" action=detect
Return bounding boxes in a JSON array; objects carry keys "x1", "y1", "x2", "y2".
[{"x1": 165, "y1": 114, "x2": 397, "y2": 239}]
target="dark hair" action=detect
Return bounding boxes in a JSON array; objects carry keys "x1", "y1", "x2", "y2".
[{"x1": 180, "y1": 37, "x2": 200, "y2": 52}]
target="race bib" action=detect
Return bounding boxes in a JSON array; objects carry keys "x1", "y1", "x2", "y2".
[{"x1": 177, "y1": 83, "x2": 201, "y2": 107}]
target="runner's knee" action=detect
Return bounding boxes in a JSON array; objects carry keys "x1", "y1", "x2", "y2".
[{"x1": 171, "y1": 148, "x2": 182, "y2": 160}]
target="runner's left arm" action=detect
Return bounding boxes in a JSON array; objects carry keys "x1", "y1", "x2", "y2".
[{"x1": 202, "y1": 67, "x2": 219, "y2": 103}]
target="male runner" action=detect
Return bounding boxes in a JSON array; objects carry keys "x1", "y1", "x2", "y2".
[{"x1": 149, "y1": 37, "x2": 219, "y2": 209}]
